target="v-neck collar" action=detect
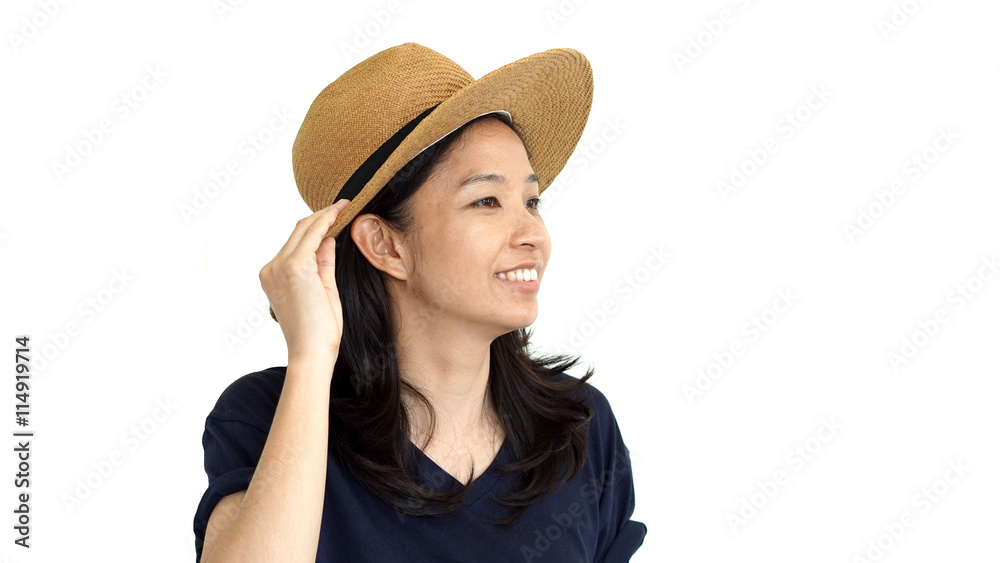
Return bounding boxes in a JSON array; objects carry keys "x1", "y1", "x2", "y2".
[{"x1": 411, "y1": 437, "x2": 512, "y2": 505}]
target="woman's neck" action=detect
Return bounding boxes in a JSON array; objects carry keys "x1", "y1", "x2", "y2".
[{"x1": 394, "y1": 329, "x2": 499, "y2": 449}]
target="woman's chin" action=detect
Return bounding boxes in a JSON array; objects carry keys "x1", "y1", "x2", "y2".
[{"x1": 495, "y1": 311, "x2": 538, "y2": 333}]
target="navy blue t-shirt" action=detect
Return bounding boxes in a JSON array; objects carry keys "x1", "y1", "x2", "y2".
[{"x1": 193, "y1": 367, "x2": 646, "y2": 562}]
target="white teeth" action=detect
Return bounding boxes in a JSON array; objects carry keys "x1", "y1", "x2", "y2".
[{"x1": 495, "y1": 268, "x2": 538, "y2": 281}]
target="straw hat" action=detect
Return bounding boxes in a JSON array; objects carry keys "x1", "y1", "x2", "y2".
[{"x1": 268, "y1": 41, "x2": 593, "y2": 322}]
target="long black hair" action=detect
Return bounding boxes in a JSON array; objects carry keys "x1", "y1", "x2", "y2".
[{"x1": 328, "y1": 113, "x2": 595, "y2": 525}]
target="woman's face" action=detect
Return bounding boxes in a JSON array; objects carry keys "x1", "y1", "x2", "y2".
[{"x1": 401, "y1": 117, "x2": 551, "y2": 336}]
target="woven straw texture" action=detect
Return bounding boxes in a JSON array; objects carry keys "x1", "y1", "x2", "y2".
[{"x1": 292, "y1": 41, "x2": 593, "y2": 239}]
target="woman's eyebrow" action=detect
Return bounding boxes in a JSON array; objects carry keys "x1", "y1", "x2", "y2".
[{"x1": 457, "y1": 172, "x2": 539, "y2": 190}]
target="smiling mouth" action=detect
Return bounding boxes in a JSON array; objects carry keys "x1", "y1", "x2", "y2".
[{"x1": 494, "y1": 268, "x2": 538, "y2": 281}]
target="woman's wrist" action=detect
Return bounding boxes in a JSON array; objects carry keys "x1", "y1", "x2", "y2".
[{"x1": 286, "y1": 351, "x2": 337, "y2": 380}]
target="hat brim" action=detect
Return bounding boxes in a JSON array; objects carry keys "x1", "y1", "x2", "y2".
[{"x1": 323, "y1": 47, "x2": 593, "y2": 239}]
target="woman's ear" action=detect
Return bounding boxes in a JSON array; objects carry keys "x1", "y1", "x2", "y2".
[{"x1": 351, "y1": 213, "x2": 408, "y2": 281}]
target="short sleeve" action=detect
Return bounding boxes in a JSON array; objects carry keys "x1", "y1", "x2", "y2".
[
  {"x1": 192, "y1": 369, "x2": 284, "y2": 562},
  {"x1": 590, "y1": 388, "x2": 647, "y2": 563}
]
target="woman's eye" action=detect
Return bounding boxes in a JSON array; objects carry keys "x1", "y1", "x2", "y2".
[
  {"x1": 473, "y1": 197, "x2": 499, "y2": 207},
  {"x1": 472, "y1": 196, "x2": 543, "y2": 209}
]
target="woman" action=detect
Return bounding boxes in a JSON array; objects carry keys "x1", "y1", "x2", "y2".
[{"x1": 193, "y1": 42, "x2": 646, "y2": 562}]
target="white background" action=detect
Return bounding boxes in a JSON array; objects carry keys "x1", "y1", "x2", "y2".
[{"x1": 3, "y1": 0, "x2": 999, "y2": 561}]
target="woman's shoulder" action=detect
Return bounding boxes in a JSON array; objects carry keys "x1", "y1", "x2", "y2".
[
  {"x1": 543, "y1": 371, "x2": 619, "y2": 433},
  {"x1": 545, "y1": 371, "x2": 613, "y2": 410},
  {"x1": 206, "y1": 366, "x2": 289, "y2": 429}
]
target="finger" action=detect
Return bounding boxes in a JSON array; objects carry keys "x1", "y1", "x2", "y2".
[
  {"x1": 282, "y1": 199, "x2": 350, "y2": 255},
  {"x1": 284, "y1": 200, "x2": 351, "y2": 274},
  {"x1": 315, "y1": 235, "x2": 338, "y2": 292},
  {"x1": 291, "y1": 198, "x2": 351, "y2": 258},
  {"x1": 274, "y1": 199, "x2": 351, "y2": 261},
  {"x1": 323, "y1": 209, "x2": 351, "y2": 240},
  {"x1": 272, "y1": 202, "x2": 337, "y2": 262}
]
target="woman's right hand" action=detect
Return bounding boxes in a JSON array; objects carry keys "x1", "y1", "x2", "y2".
[{"x1": 259, "y1": 199, "x2": 352, "y2": 366}]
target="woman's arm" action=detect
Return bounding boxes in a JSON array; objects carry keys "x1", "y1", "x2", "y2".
[
  {"x1": 200, "y1": 356, "x2": 334, "y2": 563},
  {"x1": 201, "y1": 199, "x2": 350, "y2": 561}
]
